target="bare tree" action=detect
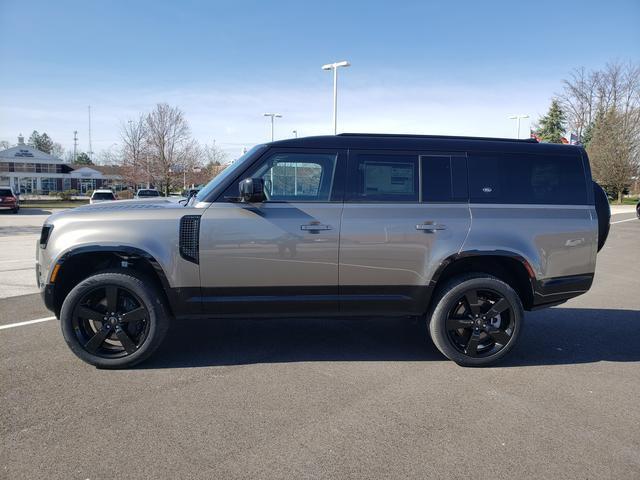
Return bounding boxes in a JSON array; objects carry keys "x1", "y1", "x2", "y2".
[
  {"x1": 202, "y1": 141, "x2": 228, "y2": 167},
  {"x1": 120, "y1": 115, "x2": 149, "y2": 188},
  {"x1": 560, "y1": 62, "x2": 640, "y2": 202},
  {"x1": 144, "y1": 103, "x2": 192, "y2": 195},
  {"x1": 0, "y1": 140, "x2": 11, "y2": 150}
]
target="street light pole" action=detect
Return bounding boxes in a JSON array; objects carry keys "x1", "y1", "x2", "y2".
[
  {"x1": 322, "y1": 60, "x2": 351, "y2": 135},
  {"x1": 263, "y1": 113, "x2": 282, "y2": 141},
  {"x1": 508, "y1": 114, "x2": 530, "y2": 139}
]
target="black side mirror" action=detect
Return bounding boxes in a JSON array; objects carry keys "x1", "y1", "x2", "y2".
[{"x1": 239, "y1": 177, "x2": 266, "y2": 203}]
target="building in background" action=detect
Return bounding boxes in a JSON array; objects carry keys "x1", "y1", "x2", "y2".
[{"x1": 0, "y1": 134, "x2": 123, "y2": 195}]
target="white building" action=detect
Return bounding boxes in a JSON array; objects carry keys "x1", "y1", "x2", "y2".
[{"x1": 0, "y1": 134, "x2": 122, "y2": 194}]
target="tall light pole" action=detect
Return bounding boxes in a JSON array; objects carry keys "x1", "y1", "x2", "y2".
[
  {"x1": 263, "y1": 113, "x2": 282, "y2": 141},
  {"x1": 292, "y1": 129, "x2": 298, "y2": 138},
  {"x1": 509, "y1": 114, "x2": 529, "y2": 139},
  {"x1": 322, "y1": 60, "x2": 351, "y2": 135}
]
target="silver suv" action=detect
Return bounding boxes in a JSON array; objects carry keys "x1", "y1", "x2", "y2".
[{"x1": 36, "y1": 134, "x2": 611, "y2": 368}]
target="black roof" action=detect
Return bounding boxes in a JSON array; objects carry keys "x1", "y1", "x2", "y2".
[{"x1": 269, "y1": 133, "x2": 581, "y2": 155}]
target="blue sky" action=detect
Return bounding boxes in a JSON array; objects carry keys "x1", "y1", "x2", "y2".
[{"x1": 1, "y1": 0, "x2": 639, "y2": 158}]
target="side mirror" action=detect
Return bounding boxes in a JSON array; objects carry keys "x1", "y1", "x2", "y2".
[{"x1": 239, "y1": 177, "x2": 266, "y2": 203}]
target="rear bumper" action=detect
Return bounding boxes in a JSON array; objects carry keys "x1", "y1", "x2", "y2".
[
  {"x1": 531, "y1": 274, "x2": 594, "y2": 309},
  {"x1": 0, "y1": 204, "x2": 17, "y2": 210}
]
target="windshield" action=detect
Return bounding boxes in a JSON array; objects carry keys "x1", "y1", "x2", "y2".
[
  {"x1": 195, "y1": 145, "x2": 264, "y2": 203},
  {"x1": 137, "y1": 190, "x2": 160, "y2": 197},
  {"x1": 93, "y1": 192, "x2": 115, "y2": 200}
]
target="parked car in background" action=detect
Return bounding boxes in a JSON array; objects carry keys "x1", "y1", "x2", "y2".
[
  {"x1": 636, "y1": 199, "x2": 640, "y2": 219},
  {"x1": 135, "y1": 189, "x2": 161, "y2": 199},
  {"x1": 89, "y1": 189, "x2": 117, "y2": 204},
  {"x1": 0, "y1": 187, "x2": 19, "y2": 213}
]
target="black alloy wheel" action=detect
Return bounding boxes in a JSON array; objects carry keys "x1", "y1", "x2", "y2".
[
  {"x1": 445, "y1": 288, "x2": 514, "y2": 358},
  {"x1": 428, "y1": 274, "x2": 524, "y2": 366},
  {"x1": 60, "y1": 270, "x2": 170, "y2": 368},
  {"x1": 72, "y1": 285, "x2": 150, "y2": 358}
]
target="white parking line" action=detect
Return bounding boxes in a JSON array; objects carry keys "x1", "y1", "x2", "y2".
[
  {"x1": 0, "y1": 316, "x2": 56, "y2": 330},
  {"x1": 611, "y1": 217, "x2": 637, "y2": 225}
]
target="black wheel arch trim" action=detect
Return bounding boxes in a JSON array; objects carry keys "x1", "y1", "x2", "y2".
[
  {"x1": 429, "y1": 250, "x2": 593, "y2": 311},
  {"x1": 45, "y1": 245, "x2": 194, "y2": 317}
]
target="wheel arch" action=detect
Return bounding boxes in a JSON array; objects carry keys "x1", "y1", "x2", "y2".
[
  {"x1": 428, "y1": 250, "x2": 536, "y2": 311},
  {"x1": 50, "y1": 245, "x2": 174, "y2": 317}
]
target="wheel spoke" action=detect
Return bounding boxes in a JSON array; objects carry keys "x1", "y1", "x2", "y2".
[
  {"x1": 77, "y1": 305, "x2": 104, "y2": 322},
  {"x1": 115, "y1": 327, "x2": 137, "y2": 354},
  {"x1": 84, "y1": 325, "x2": 112, "y2": 353},
  {"x1": 465, "y1": 331, "x2": 481, "y2": 356},
  {"x1": 487, "y1": 327, "x2": 511, "y2": 345},
  {"x1": 446, "y1": 317, "x2": 474, "y2": 330},
  {"x1": 105, "y1": 286, "x2": 119, "y2": 312},
  {"x1": 484, "y1": 298, "x2": 510, "y2": 319},
  {"x1": 120, "y1": 307, "x2": 146, "y2": 323},
  {"x1": 464, "y1": 290, "x2": 481, "y2": 316}
]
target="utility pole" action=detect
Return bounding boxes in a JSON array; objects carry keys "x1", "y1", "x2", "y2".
[
  {"x1": 322, "y1": 61, "x2": 351, "y2": 134},
  {"x1": 292, "y1": 130, "x2": 298, "y2": 138},
  {"x1": 73, "y1": 130, "x2": 78, "y2": 163},
  {"x1": 88, "y1": 105, "x2": 93, "y2": 162}
]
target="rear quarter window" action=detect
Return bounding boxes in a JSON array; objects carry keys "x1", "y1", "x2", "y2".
[{"x1": 468, "y1": 153, "x2": 588, "y2": 205}]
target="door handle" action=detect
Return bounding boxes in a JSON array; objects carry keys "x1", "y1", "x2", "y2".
[
  {"x1": 301, "y1": 223, "x2": 332, "y2": 231},
  {"x1": 416, "y1": 222, "x2": 446, "y2": 232}
]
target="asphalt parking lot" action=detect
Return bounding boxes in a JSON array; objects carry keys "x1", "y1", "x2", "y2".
[{"x1": 1, "y1": 208, "x2": 639, "y2": 479}]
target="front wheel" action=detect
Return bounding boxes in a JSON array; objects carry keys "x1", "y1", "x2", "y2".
[
  {"x1": 428, "y1": 274, "x2": 524, "y2": 367},
  {"x1": 60, "y1": 270, "x2": 170, "y2": 368}
]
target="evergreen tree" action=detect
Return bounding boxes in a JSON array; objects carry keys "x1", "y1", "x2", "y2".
[
  {"x1": 536, "y1": 100, "x2": 567, "y2": 143},
  {"x1": 27, "y1": 130, "x2": 55, "y2": 154},
  {"x1": 74, "y1": 152, "x2": 93, "y2": 165}
]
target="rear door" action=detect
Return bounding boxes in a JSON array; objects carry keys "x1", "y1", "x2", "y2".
[
  {"x1": 339, "y1": 150, "x2": 471, "y2": 315},
  {"x1": 199, "y1": 148, "x2": 346, "y2": 316}
]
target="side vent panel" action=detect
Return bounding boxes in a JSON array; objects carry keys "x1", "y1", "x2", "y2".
[{"x1": 179, "y1": 215, "x2": 201, "y2": 264}]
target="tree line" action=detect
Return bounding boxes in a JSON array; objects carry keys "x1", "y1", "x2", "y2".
[{"x1": 534, "y1": 61, "x2": 640, "y2": 203}]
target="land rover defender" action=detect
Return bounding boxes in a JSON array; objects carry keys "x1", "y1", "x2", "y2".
[{"x1": 36, "y1": 134, "x2": 611, "y2": 368}]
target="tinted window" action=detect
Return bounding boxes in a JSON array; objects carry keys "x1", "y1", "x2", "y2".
[
  {"x1": 0, "y1": 189, "x2": 13, "y2": 196},
  {"x1": 251, "y1": 152, "x2": 338, "y2": 202},
  {"x1": 348, "y1": 153, "x2": 418, "y2": 202},
  {"x1": 468, "y1": 153, "x2": 587, "y2": 205},
  {"x1": 92, "y1": 192, "x2": 116, "y2": 200},
  {"x1": 137, "y1": 190, "x2": 160, "y2": 197}
]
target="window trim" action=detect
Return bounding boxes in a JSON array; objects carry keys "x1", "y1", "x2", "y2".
[
  {"x1": 346, "y1": 149, "x2": 422, "y2": 203},
  {"x1": 215, "y1": 147, "x2": 347, "y2": 204}
]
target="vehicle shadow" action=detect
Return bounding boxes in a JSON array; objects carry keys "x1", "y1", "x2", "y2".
[{"x1": 140, "y1": 308, "x2": 640, "y2": 369}]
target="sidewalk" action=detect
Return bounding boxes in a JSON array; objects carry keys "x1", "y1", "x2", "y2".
[{"x1": 610, "y1": 204, "x2": 637, "y2": 214}]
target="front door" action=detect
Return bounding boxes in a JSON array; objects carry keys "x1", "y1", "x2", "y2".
[
  {"x1": 339, "y1": 150, "x2": 472, "y2": 316},
  {"x1": 199, "y1": 148, "x2": 346, "y2": 316}
]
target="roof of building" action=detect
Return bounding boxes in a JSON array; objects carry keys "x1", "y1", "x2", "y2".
[{"x1": 0, "y1": 142, "x2": 65, "y2": 164}]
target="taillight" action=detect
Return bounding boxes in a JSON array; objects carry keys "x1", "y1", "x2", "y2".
[{"x1": 40, "y1": 224, "x2": 53, "y2": 248}]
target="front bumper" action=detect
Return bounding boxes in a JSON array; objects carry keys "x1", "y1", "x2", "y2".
[{"x1": 40, "y1": 283, "x2": 57, "y2": 314}]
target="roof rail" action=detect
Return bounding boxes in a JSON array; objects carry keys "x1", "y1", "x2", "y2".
[{"x1": 337, "y1": 133, "x2": 539, "y2": 143}]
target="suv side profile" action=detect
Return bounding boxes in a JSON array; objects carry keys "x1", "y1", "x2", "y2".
[{"x1": 36, "y1": 134, "x2": 610, "y2": 368}]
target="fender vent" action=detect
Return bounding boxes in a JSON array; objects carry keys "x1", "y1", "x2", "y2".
[{"x1": 179, "y1": 215, "x2": 201, "y2": 264}]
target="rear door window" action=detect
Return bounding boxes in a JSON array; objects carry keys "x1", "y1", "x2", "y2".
[
  {"x1": 421, "y1": 155, "x2": 468, "y2": 202},
  {"x1": 468, "y1": 153, "x2": 587, "y2": 205},
  {"x1": 347, "y1": 152, "x2": 418, "y2": 202}
]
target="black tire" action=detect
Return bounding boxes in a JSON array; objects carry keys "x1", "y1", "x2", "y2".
[
  {"x1": 593, "y1": 181, "x2": 610, "y2": 251},
  {"x1": 12, "y1": 207, "x2": 19, "y2": 214},
  {"x1": 636, "y1": 202, "x2": 640, "y2": 220},
  {"x1": 60, "y1": 270, "x2": 170, "y2": 369},
  {"x1": 428, "y1": 274, "x2": 524, "y2": 367}
]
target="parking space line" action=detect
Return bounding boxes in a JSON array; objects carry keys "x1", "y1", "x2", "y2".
[
  {"x1": 611, "y1": 217, "x2": 637, "y2": 225},
  {"x1": 0, "y1": 316, "x2": 56, "y2": 330}
]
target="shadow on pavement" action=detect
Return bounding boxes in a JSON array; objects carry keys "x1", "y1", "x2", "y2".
[
  {"x1": 140, "y1": 307, "x2": 640, "y2": 369},
  {"x1": 14, "y1": 208, "x2": 55, "y2": 215}
]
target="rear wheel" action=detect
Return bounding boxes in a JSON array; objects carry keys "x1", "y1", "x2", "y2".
[
  {"x1": 60, "y1": 270, "x2": 170, "y2": 368},
  {"x1": 428, "y1": 274, "x2": 524, "y2": 367},
  {"x1": 12, "y1": 206, "x2": 19, "y2": 214}
]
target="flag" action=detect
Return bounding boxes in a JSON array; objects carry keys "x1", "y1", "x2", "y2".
[{"x1": 570, "y1": 133, "x2": 580, "y2": 145}]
